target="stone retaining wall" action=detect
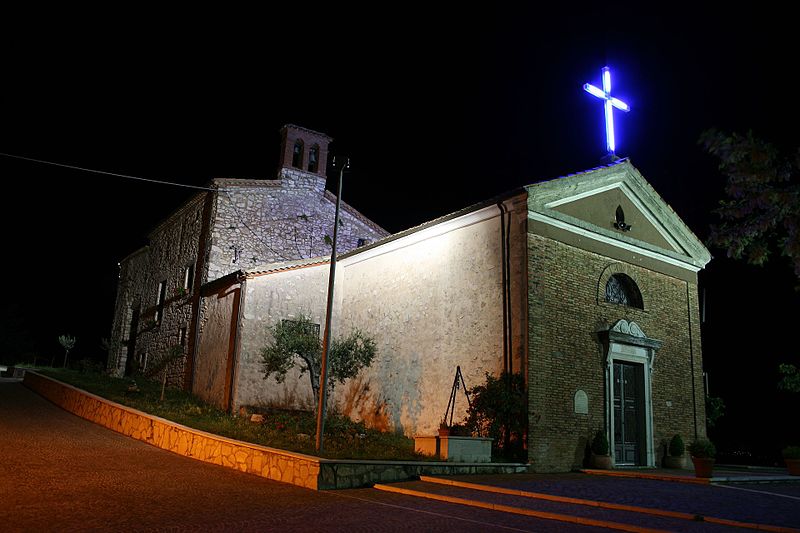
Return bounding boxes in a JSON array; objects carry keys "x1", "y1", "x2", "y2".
[
  {"x1": 24, "y1": 371, "x2": 321, "y2": 489},
  {"x1": 24, "y1": 372, "x2": 529, "y2": 490}
]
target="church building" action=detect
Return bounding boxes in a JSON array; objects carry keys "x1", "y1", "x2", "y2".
[{"x1": 110, "y1": 124, "x2": 711, "y2": 472}]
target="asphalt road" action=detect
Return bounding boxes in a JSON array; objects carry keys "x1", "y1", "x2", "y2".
[
  {"x1": 6, "y1": 380, "x2": 798, "y2": 532},
  {"x1": 0, "y1": 382, "x2": 602, "y2": 532}
]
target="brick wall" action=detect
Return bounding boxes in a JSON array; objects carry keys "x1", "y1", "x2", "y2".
[{"x1": 527, "y1": 233, "x2": 706, "y2": 472}]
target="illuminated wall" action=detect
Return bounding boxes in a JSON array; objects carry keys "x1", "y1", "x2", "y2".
[
  {"x1": 234, "y1": 263, "x2": 330, "y2": 410},
  {"x1": 231, "y1": 194, "x2": 528, "y2": 437}
]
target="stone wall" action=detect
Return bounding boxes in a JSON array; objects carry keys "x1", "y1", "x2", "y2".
[
  {"x1": 110, "y1": 193, "x2": 207, "y2": 384},
  {"x1": 24, "y1": 371, "x2": 321, "y2": 490},
  {"x1": 208, "y1": 169, "x2": 388, "y2": 281},
  {"x1": 527, "y1": 234, "x2": 706, "y2": 472},
  {"x1": 24, "y1": 371, "x2": 529, "y2": 490},
  {"x1": 111, "y1": 167, "x2": 388, "y2": 390}
]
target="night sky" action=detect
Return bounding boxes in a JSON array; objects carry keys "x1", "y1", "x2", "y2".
[{"x1": 2, "y1": 7, "x2": 798, "y2": 457}]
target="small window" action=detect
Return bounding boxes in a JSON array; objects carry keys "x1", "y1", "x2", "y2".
[
  {"x1": 292, "y1": 140, "x2": 304, "y2": 168},
  {"x1": 155, "y1": 280, "x2": 167, "y2": 322},
  {"x1": 308, "y1": 144, "x2": 319, "y2": 173},
  {"x1": 605, "y1": 274, "x2": 643, "y2": 309},
  {"x1": 183, "y1": 263, "x2": 195, "y2": 292},
  {"x1": 357, "y1": 238, "x2": 368, "y2": 247},
  {"x1": 179, "y1": 326, "x2": 188, "y2": 346}
]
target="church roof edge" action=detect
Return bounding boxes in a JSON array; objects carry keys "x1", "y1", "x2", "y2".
[
  {"x1": 246, "y1": 257, "x2": 330, "y2": 278},
  {"x1": 322, "y1": 190, "x2": 389, "y2": 236},
  {"x1": 281, "y1": 124, "x2": 333, "y2": 141},
  {"x1": 338, "y1": 187, "x2": 527, "y2": 261},
  {"x1": 525, "y1": 158, "x2": 712, "y2": 268},
  {"x1": 526, "y1": 158, "x2": 632, "y2": 189}
]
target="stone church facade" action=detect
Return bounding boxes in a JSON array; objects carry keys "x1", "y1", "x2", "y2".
[
  {"x1": 110, "y1": 124, "x2": 711, "y2": 472},
  {"x1": 109, "y1": 125, "x2": 389, "y2": 394}
]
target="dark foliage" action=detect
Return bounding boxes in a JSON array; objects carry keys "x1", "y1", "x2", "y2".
[
  {"x1": 688, "y1": 438, "x2": 716, "y2": 458},
  {"x1": 778, "y1": 363, "x2": 800, "y2": 393},
  {"x1": 591, "y1": 430, "x2": 609, "y2": 456},
  {"x1": 465, "y1": 371, "x2": 527, "y2": 462},
  {"x1": 699, "y1": 128, "x2": 800, "y2": 281},
  {"x1": 669, "y1": 434, "x2": 685, "y2": 457},
  {"x1": 705, "y1": 395, "x2": 725, "y2": 429}
]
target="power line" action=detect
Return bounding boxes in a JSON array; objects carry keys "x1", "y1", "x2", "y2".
[
  {"x1": 1, "y1": 150, "x2": 296, "y2": 262},
  {"x1": 0, "y1": 151, "x2": 224, "y2": 192}
]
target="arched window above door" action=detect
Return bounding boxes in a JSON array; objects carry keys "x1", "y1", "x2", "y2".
[{"x1": 605, "y1": 274, "x2": 643, "y2": 309}]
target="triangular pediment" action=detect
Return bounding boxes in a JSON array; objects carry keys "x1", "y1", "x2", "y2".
[{"x1": 526, "y1": 160, "x2": 711, "y2": 272}]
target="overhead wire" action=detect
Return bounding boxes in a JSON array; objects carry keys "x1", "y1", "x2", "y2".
[
  {"x1": 0, "y1": 150, "x2": 292, "y2": 262},
  {"x1": 0, "y1": 151, "x2": 224, "y2": 192}
]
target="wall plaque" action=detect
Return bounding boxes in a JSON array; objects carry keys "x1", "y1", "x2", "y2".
[{"x1": 574, "y1": 390, "x2": 589, "y2": 414}]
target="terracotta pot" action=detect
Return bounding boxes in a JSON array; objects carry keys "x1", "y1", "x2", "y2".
[
  {"x1": 438, "y1": 428, "x2": 450, "y2": 437},
  {"x1": 691, "y1": 456, "x2": 714, "y2": 478},
  {"x1": 590, "y1": 454, "x2": 613, "y2": 470},
  {"x1": 785, "y1": 459, "x2": 800, "y2": 476}
]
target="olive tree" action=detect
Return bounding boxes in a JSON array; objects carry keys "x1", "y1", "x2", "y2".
[{"x1": 261, "y1": 314, "x2": 376, "y2": 411}]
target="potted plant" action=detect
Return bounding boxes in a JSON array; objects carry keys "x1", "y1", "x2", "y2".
[
  {"x1": 664, "y1": 434, "x2": 686, "y2": 469},
  {"x1": 438, "y1": 419, "x2": 450, "y2": 437},
  {"x1": 688, "y1": 438, "x2": 716, "y2": 478},
  {"x1": 449, "y1": 422, "x2": 470, "y2": 436},
  {"x1": 589, "y1": 430, "x2": 613, "y2": 469},
  {"x1": 782, "y1": 445, "x2": 800, "y2": 476}
]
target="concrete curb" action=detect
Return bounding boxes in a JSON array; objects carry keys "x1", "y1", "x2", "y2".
[
  {"x1": 419, "y1": 475, "x2": 800, "y2": 533},
  {"x1": 581, "y1": 468, "x2": 800, "y2": 485},
  {"x1": 580, "y1": 468, "x2": 710, "y2": 485},
  {"x1": 374, "y1": 483, "x2": 667, "y2": 533}
]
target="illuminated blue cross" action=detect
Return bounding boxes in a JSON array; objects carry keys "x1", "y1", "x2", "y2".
[{"x1": 583, "y1": 66, "x2": 630, "y2": 158}]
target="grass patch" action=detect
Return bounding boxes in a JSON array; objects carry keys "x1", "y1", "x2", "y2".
[{"x1": 34, "y1": 368, "x2": 430, "y2": 461}]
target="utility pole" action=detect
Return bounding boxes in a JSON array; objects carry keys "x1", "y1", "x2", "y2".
[{"x1": 315, "y1": 156, "x2": 348, "y2": 453}]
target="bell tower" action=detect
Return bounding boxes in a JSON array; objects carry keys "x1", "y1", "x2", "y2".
[{"x1": 278, "y1": 124, "x2": 333, "y2": 179}]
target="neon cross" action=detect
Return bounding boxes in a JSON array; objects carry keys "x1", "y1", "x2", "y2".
[{"x1": 583, "y1": 67, "x2": 630, "y2": 158}]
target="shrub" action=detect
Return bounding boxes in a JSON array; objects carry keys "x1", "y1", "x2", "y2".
[
  {"x1": 688, "y1": 438, "x2": 716, "y2": 458},
  {"x1": 449, "y1": 423, "x2": 471, "y2": 436},
  {"x1": 591, "y1": 430, "x2": 609, "y2": 456},
  {"x1": 465, "y1": 372, "x2": 526, "y2": 461},
  {"x1": 77, "y1": 358, "x2": 104, "y2": 374},
  {"x1": 782, "y1": 446, "x2": 800, "y2": 459},
  {"x1": 668, "y1": 434, "x2": 685, "y2": 457},
  {"x1": 705, "y1": 396, "x2": 725, "y2": 429}
]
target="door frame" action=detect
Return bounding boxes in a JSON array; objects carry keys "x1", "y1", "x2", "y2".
[{"x1": 603, "y1": 320, "x2": 661, "y2": 467}]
